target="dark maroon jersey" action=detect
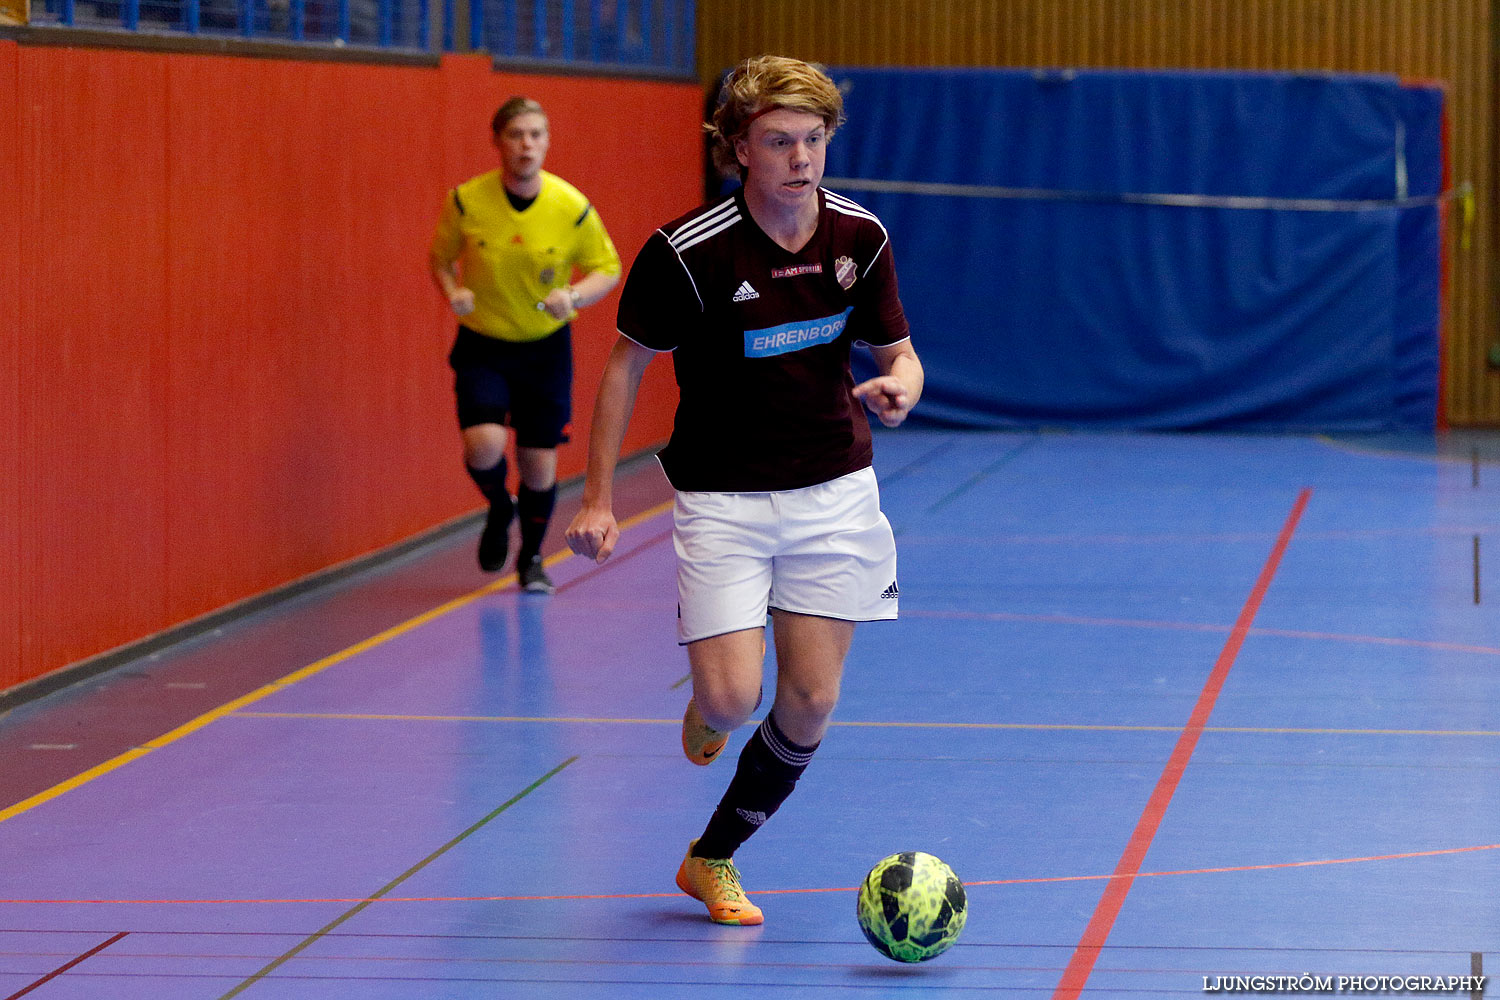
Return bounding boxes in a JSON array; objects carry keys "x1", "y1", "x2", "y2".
[{"x1": 617, "y1": 187, "x2": 911, "y2": 492}]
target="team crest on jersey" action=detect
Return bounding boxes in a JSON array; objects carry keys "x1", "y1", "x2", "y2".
[
  {"x1": 834, "y1": 256, "x2": 858, "y2": 290},
  {"x1": 539, "y1": 267, "x2": 556, "y2": 284}
]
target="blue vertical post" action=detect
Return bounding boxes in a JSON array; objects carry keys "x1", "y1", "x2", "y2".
[
  {"x1": 418, "y1": 0, "x2": 428, "y2": 48},
  {"x1": 587, "y1": 0, "x2": 601, "y2": 61},
  {"x1": 559, "y1": 0, "x2": 574, "y2": 60},
  {"x1": 289, "y1": 0, "x2": 303, "y2": 39},
  {"x1": 501, "y1": 0, "x2": 517, "y2": 56},
  {"x1": 531, "y1": 0, "x2": 543, "y2": 57},
  {"x1": 239, "y1": 0, "x2": 253, "y2": 38},
  {"x1": 122, "y1": 0, "x2": 138, "y2": 31},
  {"x1": 662, "y1": 0, "x2": 674, "y2": 72},
  {"x1": 337, "y1": 0, "x2": 349, "y2": 41},
  {"x1": 184, "y1": 0, "x2": 199, "y2": 33},
  {"x1": 615, "y1": 0, "x2": 627, "y2": 63},
  {"x1": 58, "y1": 0, "x2": 74, "y2": 26},
  {"x1": 468, "y1": 0, "x2": 482, "y2": 50},
  {"x1": 378, "y1": 0, "x2": 391, "y2": 46},
  {"x1": 637, "y1": 0, "x2": 651, "y2": 66}
]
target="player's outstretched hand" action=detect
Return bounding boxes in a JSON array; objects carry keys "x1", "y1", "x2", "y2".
[
  {"x1": 565, "y1": 506, "x2": 620, "y2": 564},
  {"x1": 853, "y1": 375, "x2": 914, "y2": 428},
  {"x1": 448, "y1": 287, "x2": 476, "y2": 317}
]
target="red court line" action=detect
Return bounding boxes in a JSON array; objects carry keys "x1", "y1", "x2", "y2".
[
  {"x1": 1051, "y1": 488, "x2": 1311, "y2": 1000},
  {"x1": 1, "y1": 931, "x2": 127, "y2": 1000}
]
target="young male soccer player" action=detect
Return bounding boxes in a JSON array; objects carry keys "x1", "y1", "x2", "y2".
[
  {"x1": 430, "y1": 97, "x2": 621, "y2": 592},
  {"x1": 565, "y1": 55, "x2": 923, "y2": 925}
]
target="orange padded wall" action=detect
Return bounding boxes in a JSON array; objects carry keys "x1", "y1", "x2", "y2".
[
  {"x1": 5, "y1": 44, "x2": 699, "y2": 692},
  {"x1": 18, "y1": 46, "x2": 173, "y2": 675},
  {"x1": 1, "y1": 42, "x2": 18, "y2": 690}
]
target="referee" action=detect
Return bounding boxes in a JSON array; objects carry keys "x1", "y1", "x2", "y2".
[{"x1": 430, "y1": 97, "x2": 621, "y2": 592}]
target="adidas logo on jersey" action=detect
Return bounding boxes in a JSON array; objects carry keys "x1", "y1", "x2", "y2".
[
  {"x1": 731, "y1": 280, "x2": 760, "y2": 302},
  {"x1": 880, "y1": 581, "x2": 900, "y2": 599}
]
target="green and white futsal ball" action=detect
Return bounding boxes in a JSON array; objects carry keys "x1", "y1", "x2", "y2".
[{"x1": 856, "y1": 851, "x2": 967, "y2": 962}]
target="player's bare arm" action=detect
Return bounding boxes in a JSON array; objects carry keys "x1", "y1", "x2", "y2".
[
  {"x1": 565, "y1": 335, "x2": 656, "y2": 562},
  {"x1": 854, "y1": 342, "x2": 923, "y2": 427}
]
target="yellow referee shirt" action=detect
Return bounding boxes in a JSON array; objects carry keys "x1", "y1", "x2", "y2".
[{"x1": 431, "y1": 169, "x2": 622, "y2": 343}]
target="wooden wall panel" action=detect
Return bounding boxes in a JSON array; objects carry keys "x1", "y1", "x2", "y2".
[{"x1": 699, "y1": 0, "x2": 1499, "y2": 425}]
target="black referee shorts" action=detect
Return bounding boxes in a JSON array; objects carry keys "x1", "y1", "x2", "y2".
[{"x1": 448, "y1": 324, "x2": 572, "y2": 448}]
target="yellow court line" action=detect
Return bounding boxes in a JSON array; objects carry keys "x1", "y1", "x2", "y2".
[
  {"x1": 230, "y1": 712, "x2": 1500, "y2": 738},
  {"x1": 0, "y1": 502, "x2": 675, "y2": 826},
  {"x1": 1313, "y1": 433, "x2": 1500, "y2": 466}
]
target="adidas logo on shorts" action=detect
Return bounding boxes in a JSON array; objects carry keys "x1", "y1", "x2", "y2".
[
  {"x1": 881, "y1": 581, "x2": 900, "y2": 599},
  {"x1": 731, "y1": 280, "x2": 760, "y2": 302}
]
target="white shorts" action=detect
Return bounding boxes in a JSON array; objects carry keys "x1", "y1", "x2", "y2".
[{"x1": 672, "y1": 466, "x2": 899, "y2": 644}]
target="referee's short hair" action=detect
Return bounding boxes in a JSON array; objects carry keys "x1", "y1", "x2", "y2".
[{"x1": 492, "y1": 96, "x2": 546, "y2": 135}]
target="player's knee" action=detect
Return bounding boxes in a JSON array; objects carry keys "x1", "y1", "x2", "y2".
[
  {"x1": 463, "y1": 426, "x2": 508, "y2": 469},
  {"x1": 695, "y1": 678, "x2": 761, "y2": 732},
  {"x1": 775, "y1": 681, "x2": 840, "y2": 727}
]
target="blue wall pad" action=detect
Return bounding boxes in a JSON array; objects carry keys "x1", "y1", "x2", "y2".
[{"x1": 824, "y1": 68, "x2": 1443, "y2": 432}]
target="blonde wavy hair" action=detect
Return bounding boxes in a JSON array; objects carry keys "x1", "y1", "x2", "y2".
[{"x1": 706, "y1": 55, "x2": 846, "y2": 179}]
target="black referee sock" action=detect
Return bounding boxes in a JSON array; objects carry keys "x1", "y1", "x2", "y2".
[
  {"x1": 516, "y1": 483, "x2": 556, "y2": 565},
  {"x1": 468, "y1": 458, "x2": 513, "y2": 572},
  {"x1": 693, "y1": 712, "x2": 819, "y2": 860},
  {"x1": 466, "y1": 456, "x2": 510, "y2": 508}
]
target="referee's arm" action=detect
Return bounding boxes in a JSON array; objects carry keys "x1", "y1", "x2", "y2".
[{"x1": 429, "y1": 250, "x2": 475, "y2": 317}]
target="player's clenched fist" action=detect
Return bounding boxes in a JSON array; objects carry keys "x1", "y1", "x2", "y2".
[
  {"x1": 853, "y1": 375, "x2": 913, "y2": 427},
  {"x1": 566, "y1": 507, "x2": 619, "y2": 563}
]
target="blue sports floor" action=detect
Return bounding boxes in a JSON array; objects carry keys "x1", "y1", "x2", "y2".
[{"x1": 1, "y1": 429, "x2": 1497, "y2": 998}]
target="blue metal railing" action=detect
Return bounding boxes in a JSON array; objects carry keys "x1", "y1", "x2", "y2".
[
  {"x1": 470, "y1": 0, "x2": 691, "y2": 70},
  {"x1": 27, "y1": 0, "x2": 694, "y2": 74}
]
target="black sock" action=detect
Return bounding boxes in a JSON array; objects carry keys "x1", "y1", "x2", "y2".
[
  {"x1": 468, "y1": 458, "x2": 513, "y2": 571},
  {"x1": 693, "y1": 712, "x2": 818, "y2": 860},
  {"x1": 467, "y1": 456, "x2": 511, "y2": 511},
  {"x1": 516, "y1": 483, "x2": 556, "y2": 564}
]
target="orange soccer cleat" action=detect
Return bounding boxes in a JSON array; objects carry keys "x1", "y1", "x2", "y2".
[{"x1": 675, "y1": 841, "x2": 764, "y2": 925}]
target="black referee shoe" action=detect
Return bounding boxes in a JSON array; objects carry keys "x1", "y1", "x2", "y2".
[
  {"x1": 477, "y1": 500, "x2": 513, "y2": 573},
  {"x1": 519, "y1": 556, "x2": 555, "y2": 595}
]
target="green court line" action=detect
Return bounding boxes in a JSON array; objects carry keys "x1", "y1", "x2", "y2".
[
  {"x1": 217, "y1": 756, "x2": 577, "y2": 1000},
  {"x1": 917, "y1": 435, "x2": 1039, "y2": 519}
]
